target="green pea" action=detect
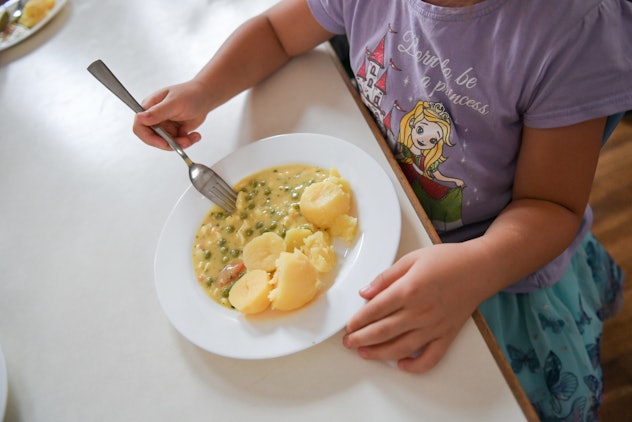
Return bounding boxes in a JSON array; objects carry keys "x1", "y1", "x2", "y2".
[
  {"x1": 225, "y1": 225, "x2": 235, "y2": 233},
  {"x1": 230, "y1": 249, "x2": 241, "y2": 258},
  {"x1": 204, "y1": 251, "x2": 212, "y2": 260}
]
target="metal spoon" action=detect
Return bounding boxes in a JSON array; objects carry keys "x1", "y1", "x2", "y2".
[{"x1": 87, "y1": 59, "x2": 238, "y2": 213}]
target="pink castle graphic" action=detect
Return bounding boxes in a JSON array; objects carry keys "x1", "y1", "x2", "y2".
[{"x1": 355, "y1": 25, "x2": 403, "y2": 139}]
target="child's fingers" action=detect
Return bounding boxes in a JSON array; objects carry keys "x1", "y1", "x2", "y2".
[
  {"x1": 132, "y1": 117, "x2": 200, "y2": 150},
  {"x1": 347, "y1": 254, "x2": 421, "y2": 334},
  {"x1": 344, "y1": 312, "x2": 401, "y2": 350},
  {"x1": 136, "y1": 103, "x2": 171, "y2": 127},
  {"x1": 346, "y1": 327, "x2": 433, "y2": 362},
  {"x1": 140, "y1": 89, "x2": 169, "y2": 112},
  {"x1": 171, "y1": 133, "x2": 201, "y2": 149},
  {"x1": 132, "y1": 119, "x2": 171, "y2": 150},
  {"x1": 359, "y1": 252, "x2": 415, "y2": 299},
  {"x1": 180, "y1": 130, "x2": 202, "y2": 145},
  {"x1": 344, "y1": 294, "x2": 397, "y2": 337},
  {"x1": 137, "y1": 88, "x2": 187, "y2": 129},
  {"x1": 397, "y1": 338, "x2": 450, "y2": 374},
  {"x1": 358, "y1": 272, "x2": 390, "y2": 299}
]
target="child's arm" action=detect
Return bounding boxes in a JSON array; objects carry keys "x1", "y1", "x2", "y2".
[
  {"x1": 133, "y1": 0, "x2": 333, "y2": 149},
  {"x1": 343, "y1": 116, "x2": 607, "y2": 373}
]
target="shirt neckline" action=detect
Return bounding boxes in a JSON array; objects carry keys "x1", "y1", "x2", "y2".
[{"x1": 408, "y1": 0, "x2": 507, "y2": 20}]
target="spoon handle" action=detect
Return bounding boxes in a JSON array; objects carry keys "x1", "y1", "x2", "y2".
[
  {"x1": 87, "y1": 60, "x2": 144, "y2": 113},
  {"x1": 87, "y1": 59, "x2": 193, "y2": 166}
]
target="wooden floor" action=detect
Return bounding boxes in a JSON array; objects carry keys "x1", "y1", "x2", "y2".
[{"x1": 591, "y1": 113, "x2": 632, "y2": 422}]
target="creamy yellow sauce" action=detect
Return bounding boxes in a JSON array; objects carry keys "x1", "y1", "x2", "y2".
[{"x1": 192, "y1": 164, "x2": 330, "y2": 308}]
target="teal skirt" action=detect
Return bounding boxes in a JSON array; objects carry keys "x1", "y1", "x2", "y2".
[{"x1": 479, "y1": 233, "x2": 624, "y2": 421}]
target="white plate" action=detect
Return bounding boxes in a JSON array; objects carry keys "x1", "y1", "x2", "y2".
[
  {"x1": 0, "y1": 345, "x2": 6, "y2": 419},
  {"x1": 154, "y1": 133, "x2": 401, "y2": 359},
  {"x1": 0, "y1": 0, "x2": 68, "y2": 51}
]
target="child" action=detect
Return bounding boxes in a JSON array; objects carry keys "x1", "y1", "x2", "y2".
[{"x1": 133, "y1": 0, "x2": 632, "y2": 419}]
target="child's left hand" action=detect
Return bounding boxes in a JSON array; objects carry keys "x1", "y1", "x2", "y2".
[{"x1": 342, "y1": 242, "x2": 486, "y2": 373}]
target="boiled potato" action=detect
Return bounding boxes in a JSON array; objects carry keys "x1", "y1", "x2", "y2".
[
  {"x1": 269, "y1": 251, "x2": 320, "y2": 311},
  {"x1": 242, "y1": 232, "x2": 285, "y2": 271},
  {"x1": 228, "y1": 269, "x2": 272, "y2": 314},
  {"x1": 302, "y1": 231, "x2": 336, "y2": 272},
  {"x1": 326, "y1": 169, "x2": 352, "y2": 195},
  {"x1": 300, "y1": 179, "x2": 350, "y2": 228},
  {"x1": 330, "y1": 214, "x2": 358, "y2": 244},
  {"x1": 284, "y1": 227, "x2": 313, "y2": 252}
]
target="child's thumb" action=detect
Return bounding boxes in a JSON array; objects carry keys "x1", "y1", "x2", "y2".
[{"x1": 137, "y1": 103, "x2": 170, "y2": 126}]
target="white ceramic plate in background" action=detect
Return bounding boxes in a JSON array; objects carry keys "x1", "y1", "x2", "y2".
[{"x1": 0, "y1": 0, "x2": 68, "y2": 51}]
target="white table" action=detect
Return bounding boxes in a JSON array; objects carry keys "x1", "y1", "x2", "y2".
[{"x1": 0, "y1": 1, "x2": 534, "y2": 420}]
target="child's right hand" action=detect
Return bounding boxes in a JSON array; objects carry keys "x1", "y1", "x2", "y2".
[{"x1": 133, "y1": 80, "x2": 212, "y2": 150}]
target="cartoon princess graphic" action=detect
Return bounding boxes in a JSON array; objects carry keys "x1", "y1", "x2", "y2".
[{"x1": 397, "y1": 100, "x2": 465, "y2": 231}]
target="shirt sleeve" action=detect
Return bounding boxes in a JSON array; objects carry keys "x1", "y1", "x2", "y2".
[
  {"x1": 306, "y1": 0, "x2": 347, "y2": 35},
  {"x1": 523, "y1": 0, "x2": 632, "y2": 129}
]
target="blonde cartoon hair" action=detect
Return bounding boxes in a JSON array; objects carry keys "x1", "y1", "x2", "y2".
[{"x1": 398, "y1": 101, "x2": 453, "y2": 177}]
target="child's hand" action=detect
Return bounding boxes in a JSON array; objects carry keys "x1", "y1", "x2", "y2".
[
  {"x1": 343, "y1": 243, "x2": 484, "y2": 373},
  {"x1": 133, "y1": 80, "x2": 211, "y2": 150}
]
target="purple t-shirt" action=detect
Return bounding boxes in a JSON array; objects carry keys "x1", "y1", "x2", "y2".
[{"x1": 307, "y1": 0, "x2": 632, "y2": 292}]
